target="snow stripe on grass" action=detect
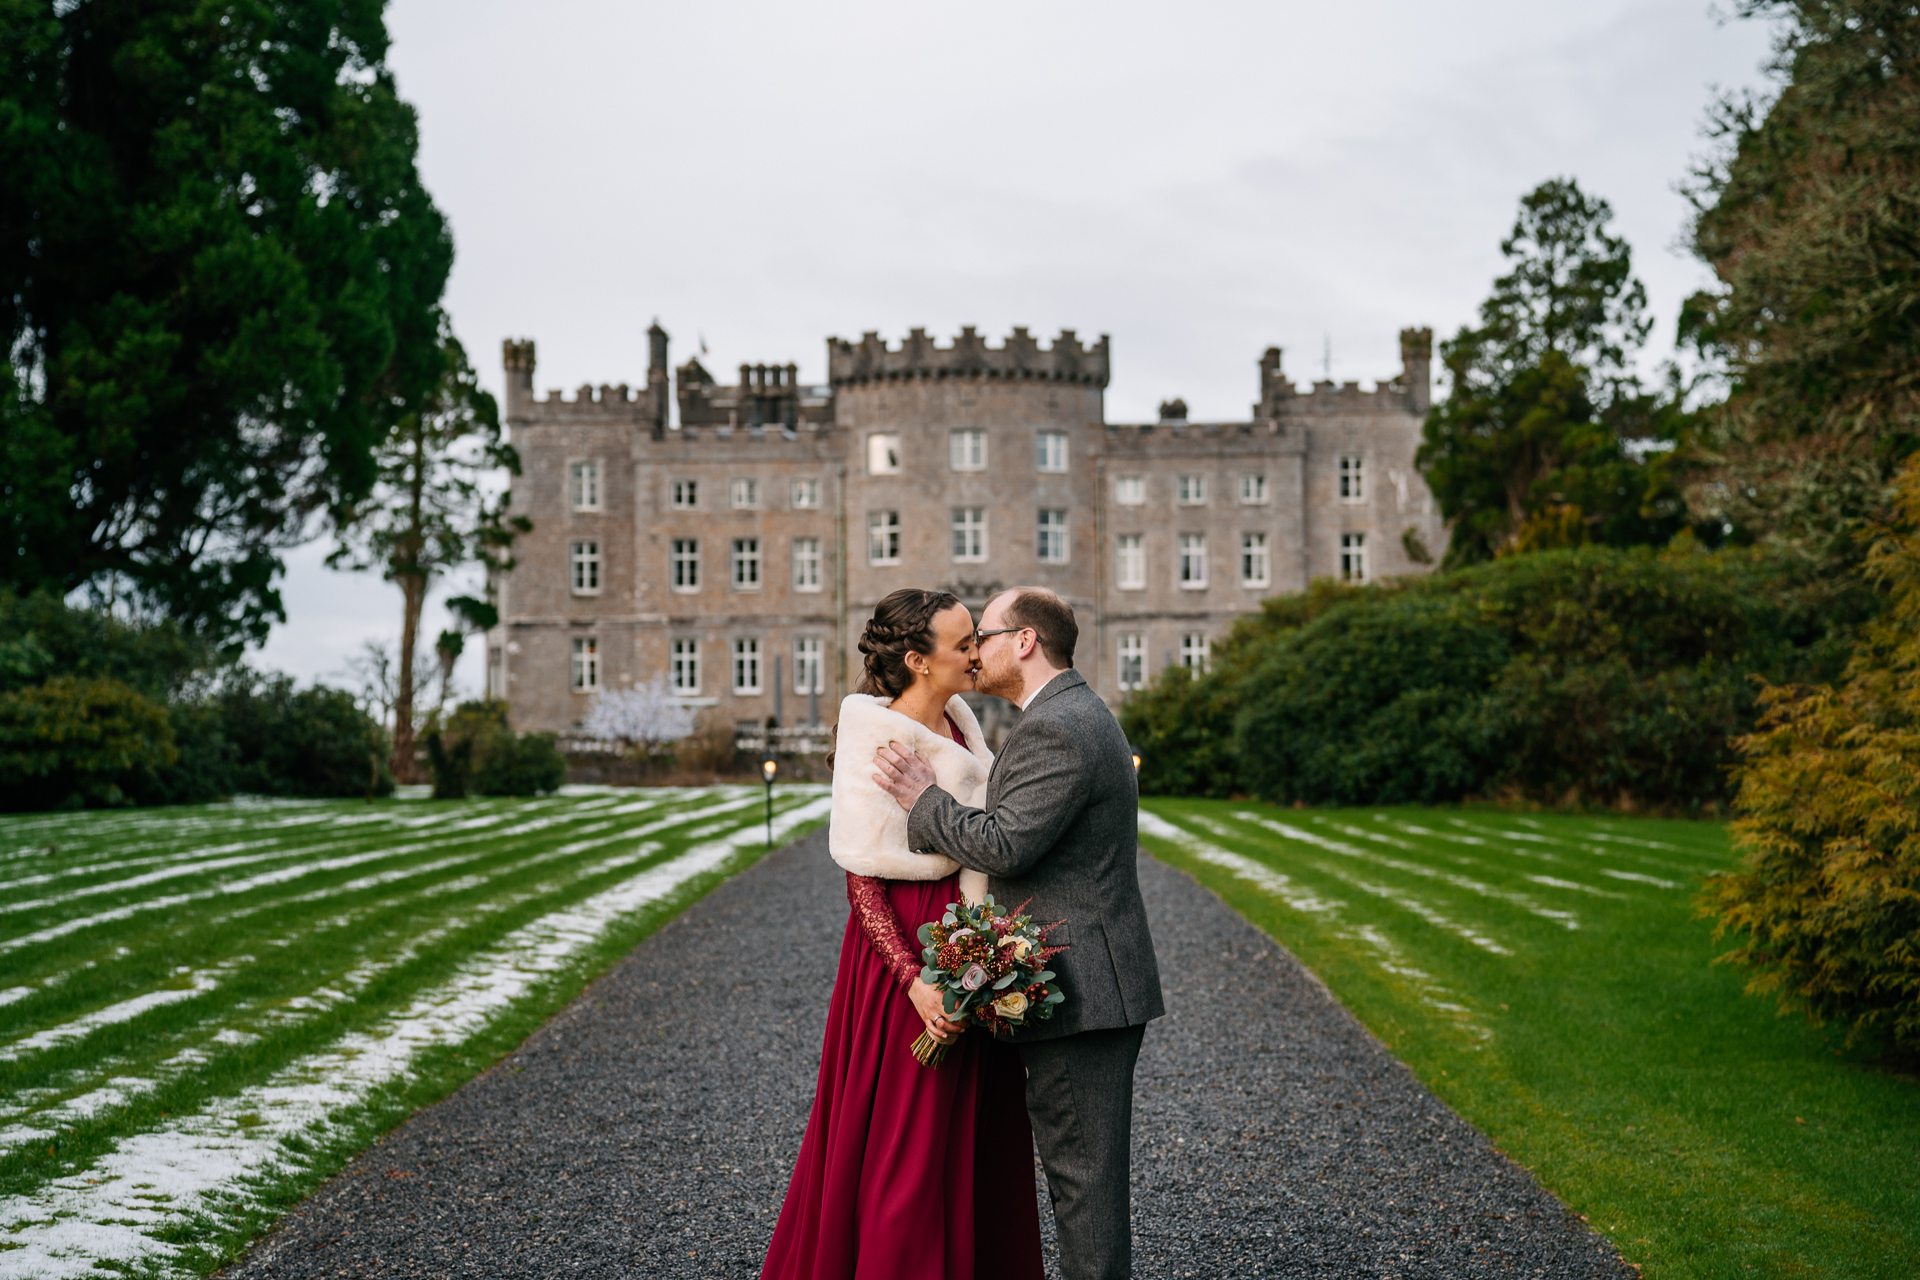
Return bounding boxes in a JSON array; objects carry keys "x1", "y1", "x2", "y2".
[{"x1": 0, "y1": 793, "x2": 829, "y2": 1280}]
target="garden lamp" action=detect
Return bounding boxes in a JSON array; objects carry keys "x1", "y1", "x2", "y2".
[{"x1": 762, "y1": 755, "x2": 778, "y2": 848}]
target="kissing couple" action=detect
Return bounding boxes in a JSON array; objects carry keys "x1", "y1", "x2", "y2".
[{"x1": 761, "y1": 586, "x2": 1164, "y2": 1280}]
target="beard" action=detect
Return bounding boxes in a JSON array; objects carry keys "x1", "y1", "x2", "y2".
[{"x1": 974, "y1": 646, "x2": 1022, "y2": 701}]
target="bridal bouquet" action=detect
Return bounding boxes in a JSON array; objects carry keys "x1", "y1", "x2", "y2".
[{"x1": 911, "y1": 894, "x2": 1065, "y2": 1067}]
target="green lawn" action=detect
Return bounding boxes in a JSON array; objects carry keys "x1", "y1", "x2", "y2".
[
  {"x1": 1137, "y1": 799, "x2": 1918, "y2": 1280},
  {"x1": 0, "y1": 785, "x2": 830, "y2": 1279}
]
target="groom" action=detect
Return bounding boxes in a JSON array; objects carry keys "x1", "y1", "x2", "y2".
[{"x1": 875, "y1": 586, "x2": 1164, "y2": 1280}]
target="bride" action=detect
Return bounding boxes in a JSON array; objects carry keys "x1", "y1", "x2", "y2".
[{"x1": 761, "y1": 588, "x2": 1044, "y2": 1280}]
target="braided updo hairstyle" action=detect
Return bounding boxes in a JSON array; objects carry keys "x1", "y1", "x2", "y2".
[{"x1": 857, "y1": 587, "x2": 962, "y2": 700}]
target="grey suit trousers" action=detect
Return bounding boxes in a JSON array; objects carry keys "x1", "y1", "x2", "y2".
[{"x1": 1022, "y1": 1024, "x2": 1148, "y2": 1280}]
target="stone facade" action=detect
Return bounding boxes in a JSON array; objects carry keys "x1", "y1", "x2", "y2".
[{"x1": 487, "y1": 326, "x2": 1445, "y2": 739}]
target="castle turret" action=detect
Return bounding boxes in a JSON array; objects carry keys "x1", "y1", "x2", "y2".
[
  {"x1": 1399, "y1": 327, "x2": 1432, "y2": 415},
  {"x1": 502, "y1": 338, "x2": 536, "y2": 423}
]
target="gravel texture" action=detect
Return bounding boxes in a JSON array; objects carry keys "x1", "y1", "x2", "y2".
[{"x1": 222, "y1": 828, "x2": 1633, "y2": 1279}]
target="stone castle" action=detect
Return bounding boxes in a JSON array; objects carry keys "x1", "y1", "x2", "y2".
[{"x1": 485, "y1": 324, "x2": 1446, "y2": 742}]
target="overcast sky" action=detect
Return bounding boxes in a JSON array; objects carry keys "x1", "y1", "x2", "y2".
[{"x1": 258, "y1": 0, "x2": 1781, "y2": 694}]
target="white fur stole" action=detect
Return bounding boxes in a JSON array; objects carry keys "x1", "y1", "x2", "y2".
[{"x1": 829, "y1": 693, "x2": 993, "y2": 904}]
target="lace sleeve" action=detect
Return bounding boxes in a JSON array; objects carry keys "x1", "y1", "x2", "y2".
[{"x1": 847, "y1": 873, "x2": 923, "y2": 990}]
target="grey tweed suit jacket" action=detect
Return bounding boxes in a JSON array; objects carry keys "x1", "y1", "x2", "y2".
[{"x1": 906, "y1": 670, "x2": 1165, "y2": 1042}]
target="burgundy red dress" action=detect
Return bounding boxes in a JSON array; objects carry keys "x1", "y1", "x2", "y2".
[{"x1": 762, "y1": 720, "x2": 1044, "y2": 1280}]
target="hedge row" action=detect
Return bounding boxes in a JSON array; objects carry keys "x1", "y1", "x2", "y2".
[
  {"x1": 0, "y1": 592, "x2": 393, "y2": 811},
  {"x1": 1121, "y1": 541, "x2": 1875, "y2": 811}
]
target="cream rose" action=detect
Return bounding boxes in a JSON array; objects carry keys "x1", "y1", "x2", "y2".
[
  {"x1": 999, "y1": 935, "x2": 1032, "y2": 960},
  {"x1": 992, "y1": 990, "x2": 1030, "y2": 1018}
]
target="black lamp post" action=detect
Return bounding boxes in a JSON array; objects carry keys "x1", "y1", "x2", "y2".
[{"x1": 762, "y1": 755, "x2": 778, "y2": 848}]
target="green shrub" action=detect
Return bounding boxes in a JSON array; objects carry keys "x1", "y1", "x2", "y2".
[
  {"x1": 1122, "y1": 542, "x2": 1871, "y2": 808},
  {"x1": 0, "y1": 675, "x2": 178, "y2": 811},
  {"x1": 1699, "y1": 456, "x2": 1920, "y2": 1051},
  {"x1": 221, "y1": 675, "x2": 394, "y2": 799},
  {"x1": 425, "y1": 701, "x2": 564, "y2": 799}
]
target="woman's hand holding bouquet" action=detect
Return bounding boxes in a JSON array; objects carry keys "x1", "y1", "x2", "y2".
[{"x1": 911, "y1": 894, "x2": 1065, "y2": 1067}]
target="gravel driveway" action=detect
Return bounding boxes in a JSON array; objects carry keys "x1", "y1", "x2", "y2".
[{"x1": 222, "y1": 828, "x2": 1631, "y2": 1279}]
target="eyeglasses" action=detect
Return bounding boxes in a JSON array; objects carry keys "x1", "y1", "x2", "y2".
[{"x1": 974, "y1": 626, "x2": 1031, "y2": 646}]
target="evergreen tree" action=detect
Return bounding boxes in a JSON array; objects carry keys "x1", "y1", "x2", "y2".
[
  {"x1": 0, "y1": 0, "x2": 452, "y2": 647},
  {"x1": 327, "y1": 325, "x2": 523, "y2": 782},
  {"x1": 1417, "y1": 179, "x2": 1687, "y2": 565},
  {"x1": 1684, "y1": 0, "x2": 1920, "y2": 558}
]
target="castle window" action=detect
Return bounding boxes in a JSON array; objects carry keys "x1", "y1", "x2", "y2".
[
  {"x1": 732, "y1": 638, "x2": 762, "y2": 695},
  {"x1": 570, "y1": 540, "x2": 601, "y2": 595},
  {"x1": 1341, "y1": 532, "x2": 1367, "y2": 582},
  {"x1": 791, "y1": 478, "x2": 820, "y2": 509},
  {"x1": 1114, "y1": 476, "x2": 1145, "y2": 506},
  {"x1": 571, "y1": 637, "x2": 599, "y2": 692},
  {"x1": 1339, "y1": 456, "x2": 1365, "y2": 502},
  {"x1": 1241, "y1": 533, "x2": 1270, "y2": 587},
  {"x1": 730, "y1": 478, "x2": 759, "y2": 509},
  {"x1": 1239, "y1": 474, "x2": 1268, "y2": 504},
  {"x1": 868, "y1": 511, "x2": 901, "y2": 565},
  {"x1": 731, "y1": 538, "x2": 761, "y2": 589},
  {"x1": 868, "y1": 434, "x2": 902, "y2": 475},
  {"x1": 1037, "y1": 509, "x2": 1069, "y2": 563},
  {"x1": 792, "y1": 537, "x2": 822, "y2": 591},
  {"x1": 1179, "y1": 534, "x2": 1207, "y2": 588},
  {"x1": 569, "y1": 461, "x2": 602, "y2": 511},
  {"x1": 952, "y1": 508, "x2": 986, "y2": 562},
  {"x1": 1180, "y1": 633, "x2": 1209, "y2": 675},
  {"x1": 950, "y1": 430, "x2": 987, "y2": 471},
  {"x1": 1118, "y1": 634, "x2": 1146, "y2": 691},
  {"x1": 671, "y1": 539, "x2": 700, "y2": 592},
  {"x1": 1035, "y1": 432, "x2": 1068, "y2": 473},
  {"x1": 671, "y1": 638, "x2": 700, "y2": 694},
  {"x1": 1116, "y1": 534, "x2": 1145, "y2": 590},
  {"x1": 1177, "y1": 475, "x2": 1207, "y2": 506},
  {"x1": 793, "y1": 637, "x2": 823, "y2": 695},
  {"x1": 671, "y1": 479, "x2": 699, "y2": 509}
]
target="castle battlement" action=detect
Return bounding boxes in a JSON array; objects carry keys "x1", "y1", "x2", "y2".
[
  {"x1": 535, "y1": 383, "x2": 649, "y2": 408},
  {"x1": 827, "y1": 326, "x2": 1111, "y2": 389}
]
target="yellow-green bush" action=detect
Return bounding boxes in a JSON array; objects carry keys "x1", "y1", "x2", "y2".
[
  {"x1": 1700, "y1": 456, "x2": 1920, "y2": 1051},
  {"x1": 0, "y1": 675, "x2": 177, "y2": 810}
]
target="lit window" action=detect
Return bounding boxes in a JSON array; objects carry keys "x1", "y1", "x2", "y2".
[
  {"x1": 1341, "y1": 531, "x2": 1367, "y2": 582},
  {"x1": 868, "y1": 510, "x2": 901, "y2": 564},
  {"x1": 1037, "y1": 509, "x2": 1069, "y2": 563},
  {"x1": 571, "y1": 636, "x2": 599, "y2": 691},
  {"x1": 792, "y1": 537, "x2": 822, "y2": 591},
  {"x1": 731, "y1": 538, "x2": 761, "y2": 589},
  {"x1": 1180, "y1": 633, "x2": 1209, "y2": 675},
  {"x1": 670, "y1": 539, "x2": 699, "y2": 592},
  {"x1": 570, "y1": 461, "x2": 601, "y2": 511},
  {"x1": 671, "y1": 638, "x2": 699, "y2": 694},
  {"x1": 1241, "y1": 533, "x2": 1270, "y2": 587},
  {"x1": 1177, "y1": 475, "x2": 1206, "y2": 505},
  {"x1": 1114, "y1": 475, "x2": 1145, "y2": 506},
  {"x1": 1239, "y1": 474, "x2": 1268, "y2": 504},
  {"x1": 570, "y1": 540, "x2": 601, "y2": 594},
  {"x1": 732, "y1": 637, "x2": 762, "y2": 694},
  {"x1": 1179, "y1": 534, "x2": 1207, "y2": 588},
  {"x1": 868, "y1": 434, "x2": 902, "y2": 475},
  {"x1": 671, "y1": 479, "x2": 698, "y2": 509},
  {"x1": 1118, "y1": 634, "x2": 1146, "y2": 691},
  {"x1": 1340, "y1": 456, "x2": 1365, "y2": 502},
  {"x1": 790, "y1": 478, "x2": 820, "y2": 509},
  {"x1": 792, "y1": 637, "x2": 823, "y2": 694},
  {"x1": 950, "y1": 430, "x2": 987, "y2": 471},
  {"x1": 730, "y1": 478, "x2": 759, "y2": 509},
  {"x1": 1116, "y1": 534, "x2": 1145, "y2": 590},
  {"x1": 951, "y1": 508, "x2": 986, "y2": 562},
  {"x1": 1035, "y1": 431, "x2": 1068, "y2": 472}
]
